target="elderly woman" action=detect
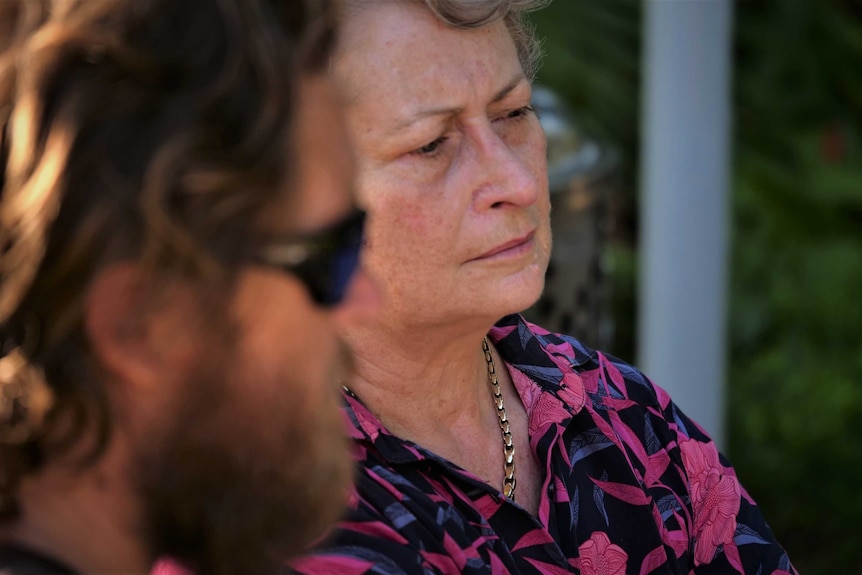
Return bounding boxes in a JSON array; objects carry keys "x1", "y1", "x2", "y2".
[{"x1": 293, "y1": 1, "x2": 796, "y2": 574}]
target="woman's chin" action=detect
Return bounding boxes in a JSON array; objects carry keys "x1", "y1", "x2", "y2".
[{"x1": 490, "y1": 265, "x2": 548, "y2": 317}]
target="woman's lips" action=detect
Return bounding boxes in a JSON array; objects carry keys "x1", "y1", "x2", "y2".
[{"x1": 472, "y1": 230, "x2": 536, "y2": 261}]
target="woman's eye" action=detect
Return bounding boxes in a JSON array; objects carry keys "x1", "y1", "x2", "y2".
[
  {"x1": 412, "y1": 137, "x2": 447, "y2": 157},
  {"x1": 505, "y1": 106, "x2": 536, "y2": 121}
]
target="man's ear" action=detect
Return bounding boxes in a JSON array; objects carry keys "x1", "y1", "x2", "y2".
[{"x1": 83, "y1": 264, "x2": 200, "y2": 392}]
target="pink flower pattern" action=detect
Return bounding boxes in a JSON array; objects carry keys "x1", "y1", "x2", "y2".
[
  {"x1": 679, "y1": 437, "x2": 741, "y2": 565},
  {"x1": 290, "y1": 315, "x2": 797, "y2": 575},
  {"x1": 578, "y1": 532, "x2": 628, "y2": 575}
]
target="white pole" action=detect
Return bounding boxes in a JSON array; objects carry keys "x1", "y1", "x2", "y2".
[{"x1": 638, "y1": 0, "x2": 733, "y2": 446}]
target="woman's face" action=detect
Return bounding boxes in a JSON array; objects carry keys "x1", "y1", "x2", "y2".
[{"x1": 334, "y1": 2, "x2": 550, "y2": 331}]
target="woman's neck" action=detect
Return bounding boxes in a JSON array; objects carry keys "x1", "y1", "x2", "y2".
[
  {"x1": 348, "y1": 322, "x2": 501, "y2": 437},
  {"x1": 343, "y1": 320, "x2": 527, "y2": 490},
  {"x1": 343, "y1": 318, "x2": 543, "y2": 515}
]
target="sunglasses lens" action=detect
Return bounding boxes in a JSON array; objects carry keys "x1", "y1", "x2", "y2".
[
  {"x1": 307, "y1": 211, "x2": 365, "y2": 306},
  {"x1": 258, "y1": 210, "x2": 366, "y2": 308},
  {"x1": 319, "y1": 235, "x2": 362, "y2": 306}
]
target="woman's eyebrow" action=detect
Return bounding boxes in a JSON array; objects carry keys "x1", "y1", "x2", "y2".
[
  {"x1": 490, "y1": 72, "x2": 529, "y2": 104},
  {"x1": 386, "y1": 73, "x2": 529, "y2": 135}
]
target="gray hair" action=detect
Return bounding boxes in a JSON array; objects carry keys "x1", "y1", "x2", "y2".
[
  {"x1": 345, "y1": 0, "x2": 550, "y2": 80},
  {"x1": 423, "y1": 0, "x2": 550, "y2": 79}
]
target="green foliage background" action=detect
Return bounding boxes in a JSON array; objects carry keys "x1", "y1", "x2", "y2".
[{"x1": 531, "y1": 1, "x2": 862, "y2": 573}]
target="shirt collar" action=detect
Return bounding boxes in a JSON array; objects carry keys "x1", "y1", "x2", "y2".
[
  {"x1": 490, "y1": 314, "x2": 588, "y2": 416},
  {"x1": 342, "y1": 314, "x2": 589, "y2": 463}
]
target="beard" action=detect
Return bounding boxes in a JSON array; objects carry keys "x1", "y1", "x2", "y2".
[{"x1": 131, "y1": 333, "x2": 354, "y2": 575}]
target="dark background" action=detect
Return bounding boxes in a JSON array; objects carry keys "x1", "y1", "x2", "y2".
[{"x1": 529, "y1": 1, "x2": 862, "y2": 573}]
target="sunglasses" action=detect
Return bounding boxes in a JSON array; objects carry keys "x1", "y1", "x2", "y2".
[{"x1": 254, "y1": 209, "x2": 366, "y2": 307}]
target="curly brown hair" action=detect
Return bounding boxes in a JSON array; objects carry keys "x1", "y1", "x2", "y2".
[{"x1": 0, "y1": 0, "x2": 334, "y2": 519}]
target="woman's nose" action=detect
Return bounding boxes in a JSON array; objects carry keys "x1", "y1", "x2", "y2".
[{"x1": 470, "y1": 125, "x2": 545, "y2": 210}]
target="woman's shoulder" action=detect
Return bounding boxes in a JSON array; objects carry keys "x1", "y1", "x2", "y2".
[{"x1": 491, "y1": 315, "x2": 676, "y2": 419}]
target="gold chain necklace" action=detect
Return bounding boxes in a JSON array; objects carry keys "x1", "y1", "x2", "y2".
[{"x1": 482, "y1": 337, "x2": 516, "y2": 501}]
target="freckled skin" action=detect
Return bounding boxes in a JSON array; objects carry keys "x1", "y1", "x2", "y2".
[{"x1": 334, "y1": 2, "x2": 551, "y2": 334}]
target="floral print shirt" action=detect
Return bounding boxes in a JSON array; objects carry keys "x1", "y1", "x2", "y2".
[{"x1": 291, "y1": 315, "x2": 796, "y2": 575}]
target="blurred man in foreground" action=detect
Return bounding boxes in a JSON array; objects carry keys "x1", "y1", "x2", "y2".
[{"x1": 0, "y1": 0, "x2": 376, "y2": 574}]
